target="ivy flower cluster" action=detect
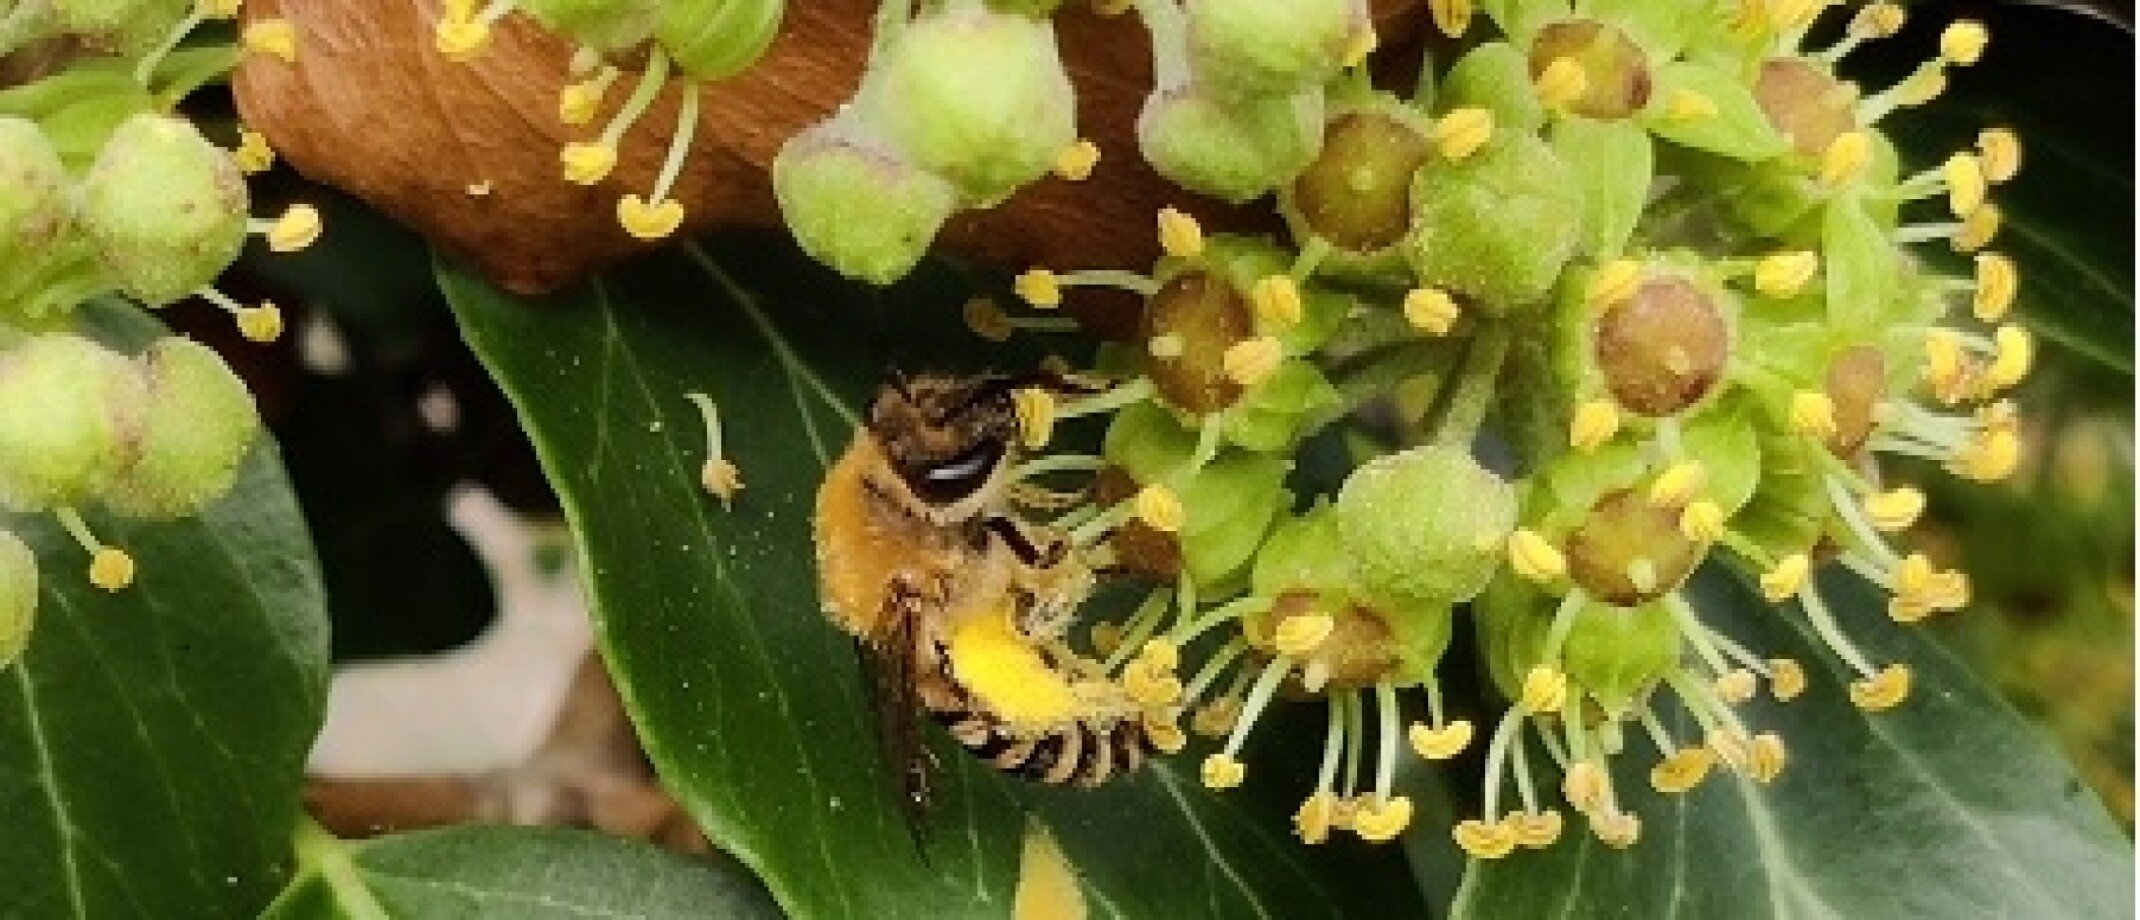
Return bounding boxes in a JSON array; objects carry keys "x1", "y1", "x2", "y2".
[{"x1": 802, "y1": 0, "x2": 2034, "y2": 855}]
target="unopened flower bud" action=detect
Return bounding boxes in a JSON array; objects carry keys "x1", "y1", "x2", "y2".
[
  {"x1": 77, "y1": 114, "x2": 249, "y2": 307},
  {"x1": 102, "y1": 338, "x2": 262, "y2": 519}
]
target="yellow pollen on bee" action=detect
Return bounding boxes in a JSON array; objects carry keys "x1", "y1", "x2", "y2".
[
  {"x1": 1664, "y1": 89, "x2": 1719, "y2": 122},
  {"x1": 244, "y1": 19, "x2": 298, "y2": 61},
  {"x1": 1519, "y1": 665, "x2": 1569, "y2": 714},
  {"x1": 1569, "y1": 399, "x2": 1620, "y2": 453},
  {"x1": 1351, "y1": 796, "x2": 1413, "y2": 843},
  {"x1": 1748, "y1": 733, "x2": 1788, "y2": 783},
  {"x1": 1402, "y1": 287, "x2": 1460, "y2": 336},
  {"x1": 1768, "y1": 658, "x2": 1808, "y2": 700},
  {"x1": 1790, "y1": 391, "x2": 1838, "y2": 440},
  {"x1": 1409, "y1": 720, "x2": 1474, "y2": 760},
  {"x1": 1013, "y1": 387, "x2": 1057, "y2": 450},
  {"x1": 1016, "y1": 269, "x2": 1063, "y2": 309},
  {"x1": 1648, "y1": 461, "x2": 1707, "y2": 508},
  {"x1": 1850, "y1": 663, "x2": 1913, "y2": 711},
  {"x1": 1509, "y1": 809, "x2": 1563, "y2": 848},
  {"x1": 1978, "y1": 128, "x2": 2022, "y2": 183},
  {"x1": 1973, "y1": 252, "x2": 2019, "y2": 322},
  {"x1": 1295, "y1": 791, "x2": 1339, "y2": 844},
  {"x1": 1251, "y1": 275, "x2": 1304, "y2": 329},
  {"x1": 1951, "y1": 428, "x2": 2020, "y2": 482},
  {"x1": 1561, "y1": 761, "x2": 1609, "y2": 814},
  {"x1": 1201, "y1": 753, "x2": 1246, "y2": 789},
  {"x1": 1156, "y1": 207, "x2": 1205, "y2": 259},
  {"x1": 1941, "y1": 20, "x2": 1990, "y2": 66},
  {"x1": 88, "y1": 547, "x2": 136, "y2": 592},
  {"x1": 560, "y1": 142, "x2": 619, "y2": 185},
  {"x1": 1865, "y1": 487, "x2": 1926, "y2": 532},
  {"x1": 237, "y1": 303, "x2": 284, "y2": 343},
  {"x1": 1982, "y1": 325, "x2": 2033, "y2": 392},
  {"x1": 1755, "y1": 251, "x2": 1819, "y2": 299},
  {"x1": 1679, "y1": 500, "x2": 1726, "y2": 543},
  {"x1": 964, "y1": 297, "x2": 1015, "y2": 342},
  {"x1": 265, "y1": 204, "x2": 322, "y2": 253},
  {"x1": 1273, "y1": 612, "x2": 1336, "y2": 656},
  {"x1": 1134, "y1": 484, "x2": 1186, "y2": 533},
  {"x1": 1430, "y1": 108, "x2": 1495, "y2": 161},
  {"x1": 1943, "y1": 152, "x2": 1988, "y2": 217},
  {"x1": 1535, "y1": 57, "x2": 1588, "y2": 111},
  {"x1": 1453, "y1": 818, "x2": 1518, "y2": 859},
  {"x1": 1819, "y1": 131, "x2": 1873, "y2": 186},
  {"x1": 1760, "y1": 553, "x2": 1811, "y2": 602},
  {"x1": 1053, "y1": 139, "x2": 1101, "y2": 181},
  {"x1": 1650, "y1": 746, "x2": 1715, "y2": 794},
  {"x1": 617, "y1": 195, "x2": 685, "y2": 241},
  {"x1": 1587, "y1": 259, "x2": 1643, "y2": 311},
  {"x1": 1430, "y1": 0, "x2": 1473, "y2": 36},
  {"x1": 1222, "y1": 337, "x2": 1285, "y2": 388},
  {"x1": 233, "y1": 129, "x2": 274, "y2": 175},
  {"x1": 1714, "y1": 668, "x2": 1758, "y2": 704},
  {"x1": 1508, "y1": 529, "x2": 1566, "y2": 582}
]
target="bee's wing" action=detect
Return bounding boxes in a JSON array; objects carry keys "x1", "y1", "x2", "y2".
[{"x1": 857, "y1": 583, "x2": 937, "y2": 858}]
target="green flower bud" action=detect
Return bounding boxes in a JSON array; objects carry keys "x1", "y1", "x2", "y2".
[
  {"x1": 103, "y1": 338, "x2": 260, "y2": 519},
  {"x1": 523, "y1": 0, "x2": 657, "y2": 53},
  {"x1": 772, "y1": 120, "x2": 957, "y2": 286},
  {"x1": 1407, "y1": 130, "x2": 1582, "y2": 310},
  {"x1": 0, "y1": 117, "x2": 70, "y2": 270},
  {"x1": 862, "y1": 6, "x2": 1074, "y2": 205},
  {"x1": 77, "y1": 113, "x2": 247, "y2": 307},
  {"x1": 50, "y1": 0, "x2": 185, "y2": 54},
  {"x1": 1184, "y1": 0, "x2": 1364, "y2": 100},
  {"x1": 1439, "y1": 42, "x2": 1545, "y2": 137},
  {"x1": 0, "y1": 530, "x2": 34, "y2": 668},
  {"x1": 1336, "y1": 445, "x2": 1515, "y2": 607},
  {"x1": 1280, "y1": 94, "x2": 1433, "y2": 275},
  {"x1": 656, "y1": 0, "x2": 784, "y2": 80},
  {"x1": 0, "y1": 335, "x2": 145, "y2": 511},
  {"x1": 1138, "y1": 86, "x2": 1324, "y2": 204}
]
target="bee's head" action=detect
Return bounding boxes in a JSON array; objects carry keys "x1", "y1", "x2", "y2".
[{"x1": 868, "y1": 372, "x2": 1021, "y2": 509}]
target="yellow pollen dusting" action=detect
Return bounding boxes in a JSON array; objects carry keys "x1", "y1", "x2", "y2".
[
  {"x1": 1430, "y1": 108, "x2": 1495, "y2": 161},
  {"x1": 1510, "y1": 810, "x2": 1563, "y2": 848},
  {"x1": 1251, "y1": 275, "x2": 1304, "y2": 329},
  {"x1": 1819, "y1": 132, "x2": 1872, "y2": 186},
  {"x1": 1749, "y1": 733, "x2": 1788, "y2": 783},
  {"x1": 1650, "y1": 747, "x2": 1715, "y2": 794},
  {"x1": 1664, "y1": 89, "x2": 1719, "y2": 122},
  {"x1": 1508, "y1": 529, "x2": 1566, "y2": 583},
  {"x1": 1403, "y1": 287, "x2": 1460, "y2": 336},
  {"x1": 1850, "y1": 663, "x2": 1913, "y2": 711},
  {"x1": 1865, "y1": 487, "x2": 1925, "y2": 532},
  {"x1": 963, "y1": 297, "x2": 1015, "y2": 342},
  {"x1": 1714, "y1": 668, "x2": 1758, "y2": 704},
  {"x1": 1409, "y1": 720, "x2": 1473, "y2": 760},
  {"x1": 1790, "y1": 391, "x2": 1838, "y2": 440},
  {"x1": 1133, "y1": 484, "x2": 1185, "y2": 533},
  {"x1": 1453, "y1": 818, "x2": 1517, "y2": 859},
  {"x1": 1569, "y1": 399, "x2": 1620, "y2": 453},
  {"x1": 1519, "y1": 665, "x2": 1568, "y2": 714},
  {"x1": 1295, "y1": 791, "x2": 1339, "y2": 844},
  {"x1": 1755, "y1": 250, "x2": 1819, "y2": 299},
  {"x1": 1768, "y1": 658, "x2": 1808, "y2": 700},
  {"x1": 1201, "y1": 753, "x2": 1245, "y2": 789},
  {"x1": 1941, "y1": 20, "x2": 1990, "y2": 66},
  {"x1": 1273, "y1": 612, "x2": 1336, "y2": 656},
  {"x1": 618, "y1": 195, "x2": 685, "y2": 241},
  {"x1": 1429, "y1": 0, "x2": 1473, "y2": 36},
  {"x1": 1978, "y1": 128, "x2": 2022, "y2": 183},
  {"x1": 1535, "y1": 57, "x2": 1588, "y2": 112},
  {"x1": 233, "y1": 129, "x2": 274, "y2": 175},
  {"x1": 1156, "y1": 207, "x2": 1205, "y2": 259},
  {"x1": 560, "y1": 143, "x2": 619, "y2": 185},
  {"x1": 1351, "y1": 797, "x2": 1413, "y2": 843},
  {"x1": 1013, "y1": 387, "x2": 1056, "y2": 450},
  {"x1": 1649, "y1": 461, "x2": 1706, "y2": 508},
  {"x1": 1679, "y1": 500, "x2": 1726, "y2": 543},
  {"x1": 89, "y1": 548, "x2": 135, "y2": 592},
  {"x1": 1561, "y1": 762, "x2": 1609, "y2": 814},
  {"x1": 1053, "y1": 139, "x2": 1100, "y2": 181},
  {"x1": 948, "y1": 610, "x2": 1078, "y2": 732},
  {"x1": 1013, "y1": 820, "x2": 1088, "y2": 920},
  {"x1": 1972, "y1": 252, "x2": 2018, "y2": 322},
  {"x1": 244, "y1": 19, "x2": 298, "y2": 62},
  {"x1": 237, "y1": 303, "x2": 284, "y2": 343},
  {"x1": 1943, "y1": 152, "x2": 1988, "y2": 217},
  {"x1": 1760, "y1": 553, "x2": 1811, "y2": 602},
  {"x1": 1587, "y1": 259, "x2": 1643, "y2": 311},
  {"x1": 1016, "y1": 269, "x2": 1063, "y2": 309}
]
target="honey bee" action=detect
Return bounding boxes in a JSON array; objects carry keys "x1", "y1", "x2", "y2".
[{"x1": 814, "y1": 372, "x2": 1149, "y2": 835}]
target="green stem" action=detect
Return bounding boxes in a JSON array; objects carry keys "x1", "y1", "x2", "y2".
[
  {"x1": 291, "y1": 817, "x2": 390, "y2": 920},
  {"x1": 1429, "y1": 321, "x2": 1513, "y2": 448}
]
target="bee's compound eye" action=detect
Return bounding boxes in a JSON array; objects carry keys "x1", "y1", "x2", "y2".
[{"x1": 918, "y1": 440, "x2": 1005, "y2": 503}]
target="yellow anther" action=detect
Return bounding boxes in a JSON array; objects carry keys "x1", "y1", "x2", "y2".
[
  {"x1": 1649, "y1": 461, "x2": 1707, "y2": 507},
  {"x1": 1143, "y1": 711, "x2": 1188, "y2": 755},
  {"x1": 618, "y1": 195, "x2": 685, "y2": 241},
  {"x1": 1340, "y1": 27, "x2": 1377, "y2": 68},
  {"x1": 1978, "y1": 128, "x2": 2022, "y2": 183},
  {"x1": 1408, "y1": 720, "x2": 1474, "y2": 760},
  {"x1": 1664, "y1": 89, "x2": 1718, "y2": 122},
  {"x1": 1941, "y1": 20, "x2": 1990, "y2": 65},
  {"x1": 1123, "y1": 667, "x2": 1182, "y2": 707},
  {"x1": 1519, "y1": 665, "x2": 1568, "y2": 714},
  {"x1": 1679, "y1": 500, "x2": 1726, "y2": 543},
  {"x1": 1200, "y1": 753, "x2": 1246, "y2": 789},
  {"x1": 1755, "y1": 250, "x2": 1819, "y2": 298},
  {"x1": 1134, "y1": 484, "x2": 1185, "y2": 533},
  {"x1": 1748, "y1": 733, "x2": 1788, "y2": 783},
  {"x1": 1849, "y1": 663, "x2": 1913, "y2": 711},
  {"x1": 1951, "y1": 429, "x2": 2020, "y2": 482},
  {"x1": 1766, "y1": 0, "x2": 1821, "y2": 31},
  {"x1": 1569, "y1": 399, "x2": 1620, "y2": 453},
  {"x1": 1943, "y1": 152, "x2": 1988, "y2": 217},
  {"x1": 1156, "y1": 207, "x2": 1205, "y2": 259},
  {"x1": 1714, "y1": 668, "x2": 1758, "y2": 704},
  {"x1": 244, "y1": 19, "x2": 298, "y2": 61},
  {"x1": 265, "y1": 204, "x2": 322, "y2": 253},
  {"x1": 1015, "y1": 269, "x2": 1062, "y2": 308},
  {"x1": 1273, "y1": 613, "x2": 1336, "y2": 656},
  {"x1": 1429, "y1": 108, "x2": 1495, "y2": 161},
  {"x1": 1983, "y1": 324, "x2": 2033, "y2": 391},
  {"x1": 1053, "y1": 139, "x2": 1100, "y2": 181},
  {"x1": 963, "y1": 297, "x2": 1014, "y2": 342},
  {"x1": 434, "y1": 15, "x2": 489, "y2": 60},
  {"x1": 1973, "y1": 252, "x2": 2019, "y2": 322},
  {"x1": 560, "y1": 143, "x2": 619, "y2": 185},
  {"x1": 1593, "y1": 809, "x2": 1641, "y2": 849},
  {"x1": 197, "y1": 0, "x2": 242, "y2": 17},
  {"x1": 1929, "y1": 570, "x2": 1971, "y2": 611},
  {"x1": 701, "y1": 459, "x2": 743, "y2": 509},
  {"x1": 1819, "y1": 131, "x2": 1872, "y2": 186},
  {"x1": 1222, "y1": 337, "x2": 1285, "y2": 388},
  {"x1": 233, "y1": 129, "x2": 274, "y2": 175},
  {"x1": 1429, "y1": 0, "x2": 1472, "y2": 36},
  {"x1": 1147, "y1": 334, "x2": 1184, "y2": 359},
  {"x1": 1791, "y1": 391, "x2": 1838, "y2": 440},
  {"x1": 1760, "y1": 553, "x2": 1811, "y2": 602},
  {"x1": 1509, "y1": 810, "x2": 1564, "y2": 848},
  {"x1": 1865, "y1": 487, "x2": 1926, "y2": 532},
  {"x1": 1768, "y1": 658, "x2": 1808, "y2": 701},
  {"x1": 559, "y1": 81, "x2": 607, "y2": 126},
  {"x1": 1351, "y1": 796, "x2": 1413, "y2": 843},
  {"x1": 1191, "y1": 696, "x2": 1240, "y2": 737},
  {"x1": 237, "y1": 303, "x2": 284, "y2": 343},
  {"x1": 1899, "y1": 66, "x2": 1949, "y2": 107},
  {"x1": 1508, "y1": 529, "x2": 1566, "y2": 582},
  {"x1": 1402, "y1": 287, "x2": 1460, "y2": 336},
  {"x1": 1139, "y1": 638, "x2": 1180, "y2": 672},
  {"x1": 88, "y1": 547, "x2": 135, "y2": 592},
  {"x1": 1650, "y1": 746, "x2": 1715, "y2": 793},
  {"x1": 1561, "y1": 761, "x2": 1609, "y2": 813},
  {"x1": 1013, "y1": 387, "x2": 1056, "y2": 450},
  {"x1": 1535, "y1": 57, "x2": 1588, "y2": 111},
  {"x1": 1453, "y1": 818, "x2": 1518, "y2": 859},
  {"x1": 1251, "y1": 275, "x2": 1303, "y2": 329},
  {"x1": 1924, "y1": 328, "x2": 1970, "y2": 401},
  {"x1": 1851, "y1": 2, "x2": 1906, "y2": 38},
  {"x1": 1295, "y1": 791, "x2": 1339, "y2": 844},
  {"x1": 1088, "y1": 622, "x2": 1123, "y2": 658},
  {"x1": 1708, "y1": 728, "x2": 1751, "y2": 771},
  {"x1": 1586, "y1": 259, "x2": 1643, "y2": 310}
]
